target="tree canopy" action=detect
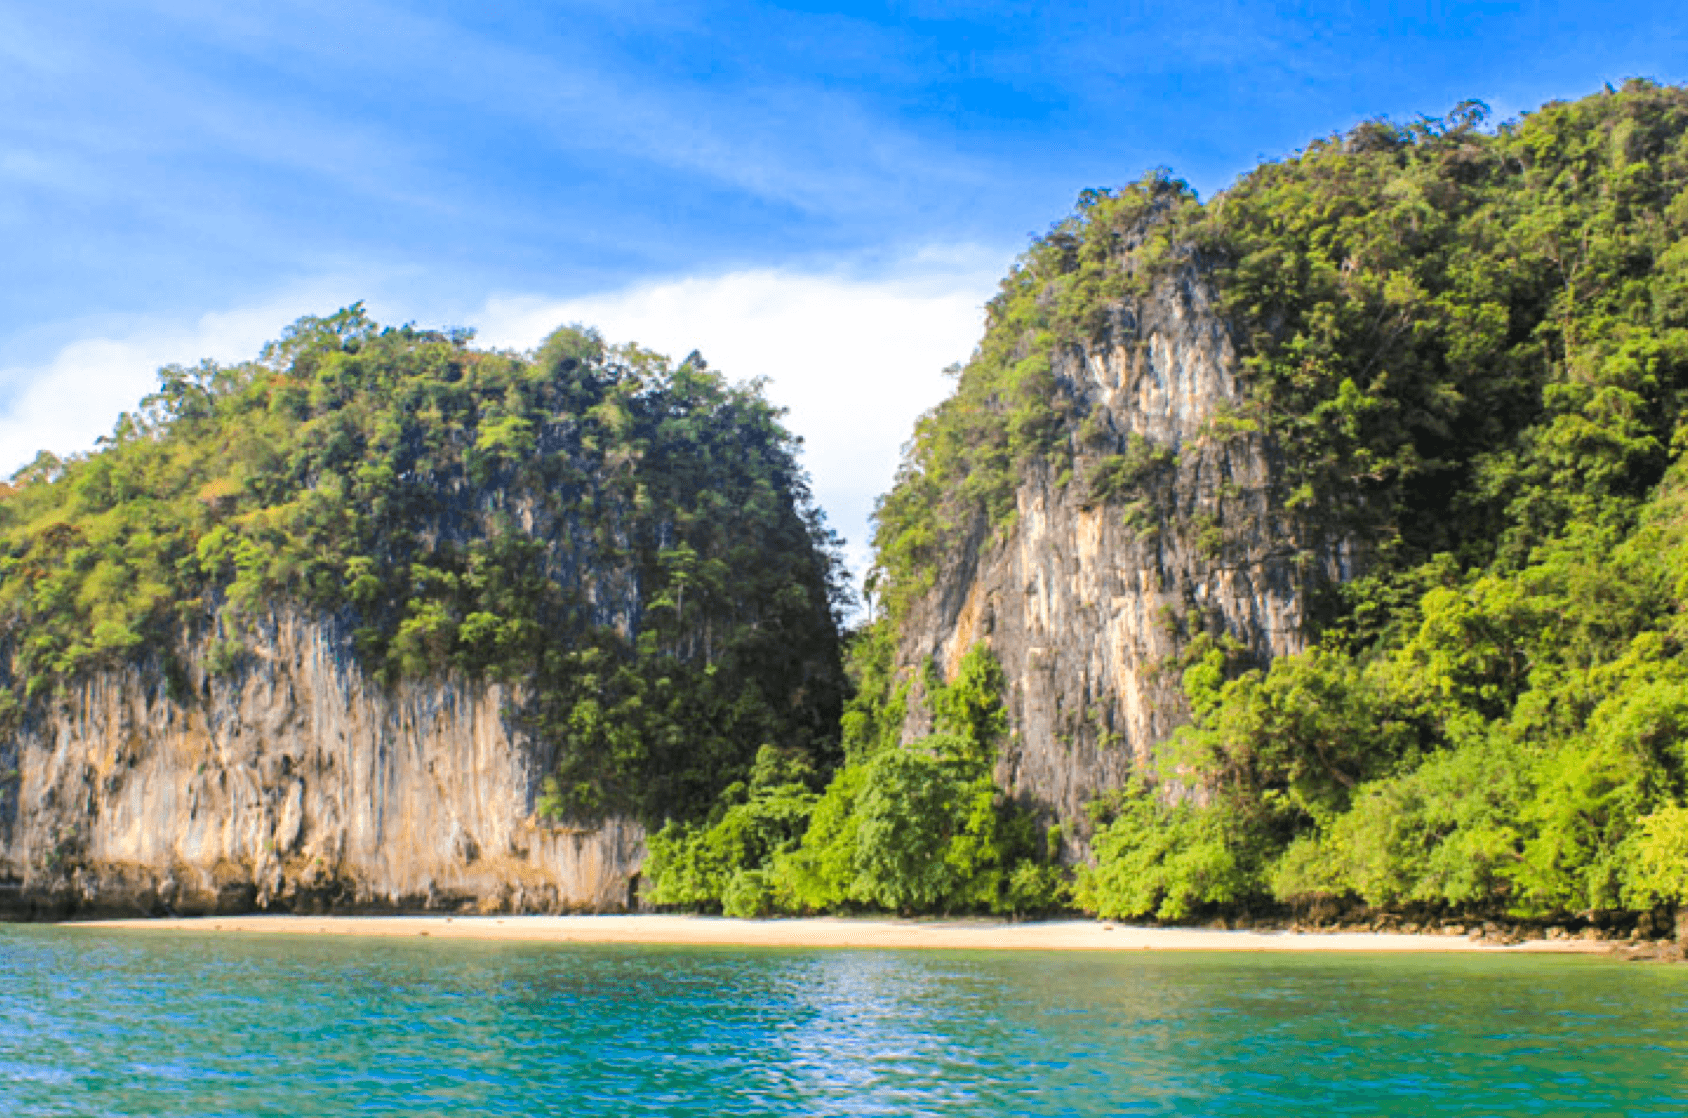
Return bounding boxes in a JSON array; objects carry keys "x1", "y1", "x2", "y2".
[
  {"x1": 0, "y1": 308, "x2": 849, "y2": 825},
  {"x1": 876, "y1": 80, "x2": 1688, "y2": 924}
]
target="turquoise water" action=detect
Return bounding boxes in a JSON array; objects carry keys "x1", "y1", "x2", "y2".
[{"x1": 2, "y1": 926, "x2": 1686, "y2": 1116}]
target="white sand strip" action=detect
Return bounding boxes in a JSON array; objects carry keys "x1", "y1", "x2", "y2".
[{"x1": 70, "y1": 914, "x2": 1614, "y2": 953}]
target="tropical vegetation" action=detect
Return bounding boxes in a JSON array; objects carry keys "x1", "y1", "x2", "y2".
[
  {"x1": 871, "y1": 79, "x2": 1688, "y2": 925},
  {"x1": 644, "y1": 642, "x2": 1066, "y2": 916},
  {"x1": 9, "y1": 80, "x2": 1688, "y2": 927},
  {"x1": 0, "y1": 310, "x2": 848, "y2": 825}
]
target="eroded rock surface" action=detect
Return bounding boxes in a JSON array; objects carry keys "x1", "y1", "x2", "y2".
[
  {"x1": 0, "y1": 610, "x2": 643, "y2": 919},
  {"x1": 898, "y1": 262, "x2": 1351, "y2": 835}
]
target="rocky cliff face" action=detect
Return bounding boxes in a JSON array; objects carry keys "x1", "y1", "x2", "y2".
[
  {"x1": 898, "y1": 261, "x2": 1351, "y2": 834},
  {"x1": 0, "y1": 610, "x2": 644, "y2": 919}
]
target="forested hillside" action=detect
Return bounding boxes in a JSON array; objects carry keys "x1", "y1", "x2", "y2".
[
  {"x1": 1004, "y1": 79, "x2": 1688, "y2": 925},
  {"x1": 8, "y1": 80, "x2": 1688, "y2": 929},
  {"x1": 1071, "y1": 80, "x2": 1688, "y2": 925},
  {"x1": 0, "y1": 310, "x2": 848, "y2": 827},
  {"x1": 649, "y1": 79, "x2": 1688, "y2": 926}
]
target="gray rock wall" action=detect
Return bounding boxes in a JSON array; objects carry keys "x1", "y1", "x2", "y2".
[
  {"x1": 0, "y1": 609, "x2": 643, "y2": 918},
  {"x1": 898, "y1": 262, "x2": 1349, "y2": 836}
]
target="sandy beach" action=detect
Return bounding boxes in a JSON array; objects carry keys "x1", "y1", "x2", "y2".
[{"x1": 71, "y1": 913, "x2": 1615, "y2": 953}]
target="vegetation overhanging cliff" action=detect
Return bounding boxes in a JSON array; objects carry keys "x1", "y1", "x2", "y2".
[
  {"x1": 856, "y1": 78, "x2": 1688, "y2": 928},
  {"x1": 7, "y1": 80, "x2": 1688, "y2": 933},
  {"x1": 0, "y1": 312, "x2": 849, "y2": 914},
  {"x1": 639, "y1": 80, "x2": 1688, "y2": 932}
]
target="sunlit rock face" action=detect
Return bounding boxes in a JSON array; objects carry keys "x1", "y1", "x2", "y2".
[
  {"x1": 896, "y1": 261, "x2": 1352, "y2": 839},
  {"x1": 0, "y1": 609, "x2": 643, "y2": 919}
]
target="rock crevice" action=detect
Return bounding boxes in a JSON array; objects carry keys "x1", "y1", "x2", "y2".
[
  {"x1": 897, "y1": 261, "x2": 1345, "y2": 835},
  {"x1": 0, "y1": 609, "x2": 642, "y2": 919}
]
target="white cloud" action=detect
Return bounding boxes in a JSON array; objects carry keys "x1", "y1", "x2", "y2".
[
  {"x1": 0, "y1": 253, "x2": 1006, "y2": 601},
  {"x1": 473, "y1": 254, "x2": 1005, "y2": 586},
  {"x1": 0, "y1": 283, "x2": 364, "y2": 474}
]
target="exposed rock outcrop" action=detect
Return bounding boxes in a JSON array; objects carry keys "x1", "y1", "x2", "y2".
[
  {"x1": 0, "y1": 610, "x2": 644, "y2": 919},
  {"x1": 898, "y1": 261, "x2": 1351, "y2": 834}
]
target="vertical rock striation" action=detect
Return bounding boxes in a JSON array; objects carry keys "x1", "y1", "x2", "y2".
[
  {"x1": 0, "y1": 610, "x2": 643, "y2": 918},
  {"x1": 897, "y1": 260, "x2": 1349, "y2": 833},
  {"x1": 0, "y1": 316, "x2": 848, "y2": 919}
]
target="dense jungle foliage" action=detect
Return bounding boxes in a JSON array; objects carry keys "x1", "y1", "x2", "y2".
[
  {"x1": 644, "y1": 643, "x2": 1067, "y2": 916},
  {"x1": 874, "y1": 80, "x2": 1688, "y2": 924},
  {"x1": 8, "y1": 81, "x2": 1688, "y2": 928},
  {"x1": 0, "y1": 309, "x2": 848, "y2": 825}
]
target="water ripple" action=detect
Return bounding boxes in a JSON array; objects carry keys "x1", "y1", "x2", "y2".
[{"x1": 3, "y1": 926, "x2": 1687, "y2": 1116}]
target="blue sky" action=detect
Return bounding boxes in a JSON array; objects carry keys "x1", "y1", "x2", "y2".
[{"x1": 3, "y1": 0, "x2": 1684, "y2": 579}]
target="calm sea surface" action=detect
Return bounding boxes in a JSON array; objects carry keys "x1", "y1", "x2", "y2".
[{"x1": 2, "y1": 924, "x2": 1685, "y2": 1116}]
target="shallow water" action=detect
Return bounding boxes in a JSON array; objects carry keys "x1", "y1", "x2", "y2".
[{"x1": 2, "y1": 924, "x2": 1685, "y2": 1116}]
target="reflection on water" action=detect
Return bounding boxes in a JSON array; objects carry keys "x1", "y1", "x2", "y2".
[{"x1": 2, "y1": 924, "x2": 1686, "y2": 1116}]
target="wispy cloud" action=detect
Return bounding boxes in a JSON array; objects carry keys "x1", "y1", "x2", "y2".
[
  {"x1": 26, "y1": 0, "x2": 993, "y2": 225},
  {"x1": 2, "y1": 1, "x2": 1025, "y2": 356}
]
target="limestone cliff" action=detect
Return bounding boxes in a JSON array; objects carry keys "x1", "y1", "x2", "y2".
[
  {"x1": 0, "y1": 315, "x2": 847, "y2": 919},
  {"x1": 0, "y1": 609, "x2": 643, "y2": 919},
  {"x1": 895, "y1": 259, "x2": 1350, "y2": 834}
]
